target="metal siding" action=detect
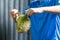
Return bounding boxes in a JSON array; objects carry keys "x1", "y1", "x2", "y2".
[{"x1": 0, "y1": 0, "x2": 33, "y2": 40}]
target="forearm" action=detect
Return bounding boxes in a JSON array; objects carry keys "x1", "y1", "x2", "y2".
[
  {"x1": 30, "y1": 5, "x2": 60, "y2": 14},
  {"x1": 24, "y1": 5, "x2": 60, "y2": 16},
  {"x1": 42, "y1": 5, "x2": 60, "y2": 14}
]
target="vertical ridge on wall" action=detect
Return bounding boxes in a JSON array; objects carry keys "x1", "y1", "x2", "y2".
[
  {"x1": 5, "y1": 0, "x2": 9, "y2": 40},
  {"x1": 0, "y1": 0, "x2": 2, "y2": 40},
  {"x1": 4, "y1": 0, "x2": 6, "y2": 40},
  {"x1": 1, "y1": 0, "x2": 5, "y2": 40},
  {"x1": 0, "y1": 0, "x2": 34, "y2": 40}
]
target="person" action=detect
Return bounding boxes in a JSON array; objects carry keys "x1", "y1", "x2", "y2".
[
  {"x1": 25, "y1": 0, "x2": 60, "y2": 40},
  {"x1": 24, "y1": 0, "x2": 57, "y2": 40},
  {"x1": 26, "y1": 5, "x2": 60, "y2": 40}
]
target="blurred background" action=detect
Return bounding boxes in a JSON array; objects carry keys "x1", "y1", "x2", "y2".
[{"x1": 0, "y1": 0, "x2": 37, "y2": 40}]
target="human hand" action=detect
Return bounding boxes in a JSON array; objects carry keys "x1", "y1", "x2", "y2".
[
  {"x1": 10, "y1": 9, "x2": 21, "y2": 22},
  {"x1": 26, "y1": 8, "x2": 44, "y2": 16}
]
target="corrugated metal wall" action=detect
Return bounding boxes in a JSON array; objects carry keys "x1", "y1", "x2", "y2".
[{"x1": 0, "y1": 0, "x2": 34, "y2": 40}]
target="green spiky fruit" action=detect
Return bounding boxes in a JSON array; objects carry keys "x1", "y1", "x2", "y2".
[{"x1": 16, "y1": 14, "x2": 30, "y2": 33}]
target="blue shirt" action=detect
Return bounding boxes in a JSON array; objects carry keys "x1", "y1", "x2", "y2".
[
  {"x1": 23, "y1": 0, "x2": 58, "y2": 40},
  {"x1": 55, "y1": 0, "x2": 60, "y2": 40},
  {"x1": 22, "y1": 0, "x2": 60, "y2": 40}
]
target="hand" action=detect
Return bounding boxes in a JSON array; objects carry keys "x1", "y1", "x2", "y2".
[
  {"x1": 10, "y1": 9, "x2": 21, "y2": 22},
  {"x1": 26, "y1": 8, "x2": 44, "y2": 16}
]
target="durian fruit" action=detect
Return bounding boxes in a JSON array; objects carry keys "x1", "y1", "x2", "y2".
[
  {"x1": 10, "y1": 9, "x2": 30, "y2": 33},
  {"x1": 16, "y1": 14, "x2": 30, "y2": 33}
]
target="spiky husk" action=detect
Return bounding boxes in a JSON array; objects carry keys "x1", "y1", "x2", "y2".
[{"x1": 16, "y1": 14, "x2": 30, "y2": 33}]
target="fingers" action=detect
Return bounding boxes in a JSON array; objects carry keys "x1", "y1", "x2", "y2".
[
  {"x1": 10, "y1": 9, "x2": 21, "y2": 22},
  {"x1": 26, "y1": 8, "x2": 34, "y2": 16},
  {"x1": 10, "y1": 9, "x2": 18, "y2": 17},
  {"x1": 10, "y1": 9, "x2": 18, "y2": 13},
  {"x1": 26, "y1": 8, "x2": 43, "y2": 16}
]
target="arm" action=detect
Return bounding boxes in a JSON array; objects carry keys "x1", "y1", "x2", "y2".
[
  {"x1": 31, "y1": 5, "x2": 60, "y2": 14},
  {"x1": 42, "y1": 5, "x2": 60, "y2": 14},
  {"x1": 26, "y1": 5, "x2": 60, "y2": 16}
]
